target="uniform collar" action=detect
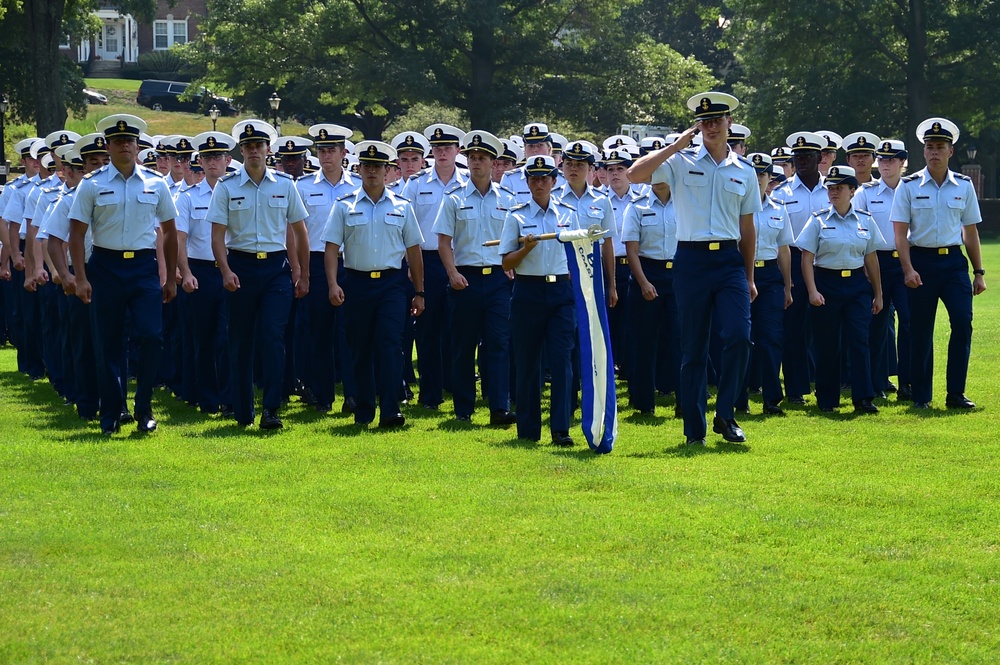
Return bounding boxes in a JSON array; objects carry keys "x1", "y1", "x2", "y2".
[
  {"x1": 462, "y1": 179, "x2": 497, "y2": 198},
  {"x1": 823, "y1": 205, "x2": 861, "y2": 222},
  {"x1": 526, "y1": 197, "x2": 554, "y2": 217},
  {"x1": 787, "y1": 173, "x2": 826, "y2": 192},
  {"x1": 316, "y1": 169, "x2": 353, "y2": 188},
  {"x1": 107, "y1": 163, "x2": 144, "y2": 182},
  {"x1": 693, "y1": 142, "x2": 745, "y2": 169},
  {"x1": 428, "y1": 165, "x2": 463, "y2": 187},
  {"x1": 918, "y1": 167, "x2": 959, "y2": 188},
  {"x1": 239, "y1": 167, "x2": 277, "y2": 186},
  {"x1": 554, "y1": 181, "x2": 596, "y2": 201}
]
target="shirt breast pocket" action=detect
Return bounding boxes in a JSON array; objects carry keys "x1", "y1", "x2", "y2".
[
  {"x1": 683, "y1": 172, "x2": 708, "y2": 187},
  {"x1": 95, "y1": 193, "x2": 121, "y2": 207},
  {"x1": 912, "y1": 197, "x2": 934, "y2": 209},
  {"x1": 457, "y1": 207, "x2": 476, "y2": 222},
  {"x1": 417, "y1": 192, "x2": 437, "y2": 207},
  {"x1": 346, "y1": 213, "x2": 369, "y2": 227},
  {"x1": 307, "y1": 193, "x2": 330, "y2": 209},
  {"x1": 268, "y1": 197, "x2": 289, "y2": 210},
  {"x1": 767, "y1": 216, "x2": 784, "y2": 229},
  {"x1": 784, "y1": 201, "x2": 803, "y2": 214},
  {"x1": 191, "y1": 207, "x2": 208, "y2": 220},
  {"x1": 385, "y1": 212, "x2": 405, "y2": 226},
  {"x1": 819, "y1": 227, "x2": 839, "y2": 240},
  {"x1": 947, "y1": 198, "x2": 966, "y2": 211},
  {"x1": 228, "y1": 198, "x2": 249, "y2": 212},
  {"x1": 866, "y1": 200, "x2": 888, "y2": 214},
  {"x1": 724, "y1": 179, "x2": 747, "y2": 197},
  {"x1": 856, "y1": 228, "x2": 871, "y2": 240},
  {"x1": 490, "y1": 208, "x2": 507, "y2": 221},
  {"x1": 586, "y1": 208, "x2": 605, "y2": 223},
  {"x1": 136, "y1": 192, "x2": 158, "y2": 206},
  {"x1": 639, "y1": 213, "x2": 659, "y2": 227}
]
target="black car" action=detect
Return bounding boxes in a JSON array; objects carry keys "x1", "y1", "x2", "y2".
[{"x1": 136, "y1": 80, "x2": 238, "y2": 116}]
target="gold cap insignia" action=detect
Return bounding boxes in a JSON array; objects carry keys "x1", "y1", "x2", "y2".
[
  {"x1": 829, "y1": 167, "x2": 839, "y2": 177},
  {"x1": 434, "y1": 128, "x2": 444, "y2": 139},
  {"x1": 529, "y1": 126, "x2": 539, "y2": 136},
  {"x1": 60, "y1": 134, "x2": 68, "y2": 144},
  {"x1": 285, "y1": 140, "x2": 294, "y2": 150},
  {"x1": 244, "y1": 125, "x2": 254, "y2": 136},
  {"x1": 653, "y1": 141, "x2": 662, "y2": 149},
  {"x1": 367, "y1": 145, "x2": 377, "y2": 156},
  {"x1": 95, "y1": 137, "x2": 105, "y2": 147},
  {"x1": 472, "y1": 134, "x2": 481, "y2": 145},
  {"x1": 207, "y1": 137, "x2": 216, "y2": 147},
  {"x1": 534, "y1": 157, "x2": 545, "y2": 168},
  {"x1": 117, "y1": 120, "x2": 127, "y2": 131},
  {"x1": 701, "y1": 97, "x2": 711, "y2": 110},
  {"x1": 753, "y1": 155, "x2": 761, "y2": 164},
  {"x1": 796, "y1": 136, "x2": 806, "y2": 147},
  {"x1": 932, "y1": 122, "x2": 942, "y2": 133},
  {"x1": 405, "y1": 135, "x2": 414, "y2": 145},
  {"x1": 858, "y1": 136, "x2": 866, "y2": 146},
  {"x1": 615, "y1": 138, "x2": 624, "y2": 146},
  {"x1": 319, "y1": 128, "x2": 328, "y2": 139}
]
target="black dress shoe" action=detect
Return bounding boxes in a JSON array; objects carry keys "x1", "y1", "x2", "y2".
[
  {"x1": 420, "y1": 402, "x2": 440, "y2": 411},
  {"x1": 379, "y1": 413, "x2": 406, "y2": 428},
  {"x1": 946, "y1": 393, "x2": 975, "y2": 409},
  {"x1": 635, "y1": 408, "x2": 655, "y2": 416},
  {"x1": 912, "y1": 401, "x2": 931, "y2": 410},
  {"x1": 875, "y1": 390, "x2": 887, "y2": 400},
  {"x1": 853, "y1": 399, "x2": 879, "y2": 414},
  {"x1": 763, "y1": 401, "x2": 784, "y2": 415},
  {"x1": 316, "y1": 402, "x2": 332, "y2": 413},
  {"x1": 884, "y1": 381, "x2": 897, "y2": 393},
  {"x1": 341, "y1": 396, "x2": 357, "y2": 414},
  {"x1": 489, "y1": 410, "x2": 517, "y2": 426},
  {"x1": 712, "y1": 416, "x2": 746, "y2": 443},
  {"x1": 787, "y1": 396, "x2": 806, "y2": 405},
  {"x1": 551, "y1": 431, "x2": 574, "y2": 447},
  {"x1": 456, "y1": 414, "x2": 472, "y2": 422},
  {"x1": 260, "y1": 409, "x2": 283, "y2": 430},
  {"x1": 119, "y1": 410, "x2": 135, "y2": 425},
  {"x1": 300, "y1": 387, "x2": 318, "y2": 406},
  {"x1": 101, "y1": 421, "x2": 121, "y2": 435},
  {"x1": 686, "y1": 437, "x2": 706, "y2": 446},
  {"x1": 818, "y1": 406, "x2": 835, "y2": 413},
  {"x1": 897, "y1": 384, "x2": 913, "y2": 401},
  {"x1": 136, "y1": 411, "x2": 157, "y2": 432},
  {"x1": 221, "y1": 405, "x2": 235, "y2": 418}
]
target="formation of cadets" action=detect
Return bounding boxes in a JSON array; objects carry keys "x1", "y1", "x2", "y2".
[{"x1": 0, "y1": 91, "x2": 986, "y2": 446}]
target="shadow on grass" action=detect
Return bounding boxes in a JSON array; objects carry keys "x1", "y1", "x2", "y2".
[
  {"x1": 624, "y1": 440, "x2": 751, "y2": 459},
  {"x1": 488, "y1": 436, "x2": 541, "y2": 450},
  {"x1": 401, "y1": 405, "x2": 444, "y2": 420},
  {"x1": 437, "y1": 419, "x2": 476, "y2": 432},
  {"x1": 623, "y1": 412, "x2": 669, "y2": 426}
]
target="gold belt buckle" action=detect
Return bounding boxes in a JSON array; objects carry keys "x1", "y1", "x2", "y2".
[
  {"x1": 938, "y1": 247, "x2": 948, "y2": 255},
  {"x1": 545, "y1": 274, "x2": 556, "y2": 283},
  {"x1": 665, "y1": 261, "x2": 673, "y2": 269},
  {"x1": 754, "y1": 260, "x2": 765, "y2": 268},
  {"x1": 709, "y1": 242, "x2": 720, "y2": 250},
  {"x1": 892, "y1": 250, "x2": 899, "y2": 258},
  {"x1": 256, "y1": 251, "x2": 267, "y2": 259},
  {"x1": 122, "y1": 251, "x2": 135, "y2": 259},
  {"x1": 370, "y1": 271, "x2": 381, "y2": 279},
  {"x1": 841, "y1": 269, "x2": 852, "y2": 277},
  {"x1": 619, "y1": 258, "x2": 628, "y2": 265},
  {"x1": 482, "y1": 267, "x2": 492, "y2": 275}
]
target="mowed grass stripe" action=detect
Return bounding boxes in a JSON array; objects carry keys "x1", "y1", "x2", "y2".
[{"x1": 2, "y1": 242, "x2": 1000, "y2": 662}]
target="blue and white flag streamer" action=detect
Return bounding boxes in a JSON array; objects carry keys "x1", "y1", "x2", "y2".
[{"x1": 561, "y1": 228, "x2": 617, "y2": 453}]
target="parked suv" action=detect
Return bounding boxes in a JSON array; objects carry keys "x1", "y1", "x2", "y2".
[{"x1": 136, "y1": 80, "x2": 238, "y2": 116}]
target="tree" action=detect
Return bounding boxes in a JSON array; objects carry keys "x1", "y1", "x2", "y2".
[{"x1": 722, "y1": 0, "x2": 1000, "y2": 164}]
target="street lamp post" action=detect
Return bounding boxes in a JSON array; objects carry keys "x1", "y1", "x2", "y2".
[
  {"x1": 209, "y1": 104, "x2": 220, "y2": 132},
  {"x1": 967, "y1": 145, "x2": 977, "y2": 164},
  {"x1": 269, "y1": 92, "x2": 281, "y2": 137},
  {"x1": 0, "y1": 94, "x2": 9, "y2": 185}
]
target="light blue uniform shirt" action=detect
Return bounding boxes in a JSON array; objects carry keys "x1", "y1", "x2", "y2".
[
  {"x1": 33, "y1": 182, "x2": 68, "y2": 241},
  {"x1": 2, "y1": 175, "x2": 42, "y2": 239},
  {"x1": 773, "y1": 174, "x2": 829, "y2": 239},
  {"x1": 402, "y1": 166, "x2": 467, "y2": 251},
  {"x1": 207, "y1": 168, "x2": 307, "y2": 253},
  {"x1": 0, "y1": 174, "x2": 28, "y2": 215},
  {"x1": 607, "y1": 186, "x2": 644, "y2": 256},
  {"x1": 621, "y1": 194, "x2": 677, "y2": 261},
  {"x1": 499, "y1": 199, "x2": 579, "y2": 276},
  {"x1": 889, "y1": 168, "x2": 982, "y2": 248},
  {"x1": 296, "y1": 169, "x2": 357, "y2": 251},
  {"x1": 754, "y1": 197, "x2": 794, "y2": 261},
  {"x1": 432, "y1": 180, "x2": 516, "y2": 267},
  {"x1": 324, "y1": 187, "x2": 423, "y2": 271},
  {"x1": 552, "y1": 181, "x2": 613, "y2": 241},
  {"x1": 852, "y1": 179, "x2": 898, "y2": 251},
  {"x1": 42, "y1": 187, "x2": 93, "y2": 264},
  {"x1": 501, "y1": 167, "x2": 567, "y2": 206},
  {"x1": 175, "y1": 181, "x2": 217, "y2": 261},
  {"x1": 796, "y1": 206, "x2": 884, "y2": 269},
  {"x1": 167, "y1": 174, "x2": 186, "y2": 199},
  {"x1": 24, "y1": 174, "x2": 59, "y2": 223},
  {"x1": 69, "y1": 164, "x2": 176, "y2": 251},
  {"x1": 652, "y1": 144, "x2": 761, "y2": 241}
]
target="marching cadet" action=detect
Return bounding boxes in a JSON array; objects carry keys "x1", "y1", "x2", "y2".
[
  {"x1": 208, "y1": 119, "x2": 310, "y2": 430},
  {"x1": 433, "y1": 130, "x2": 517, "y2": 424},
  {"x1": 500, "y1": 155, "x2": 580, "y2": 446},
  {"x1": 737, "y1": 154, "x2": 793, "y2": 415},
  {"x1": 501, "y1": 122, "x2": 556, "y2": 205},
  {"x1": 492, "y1": 140, "x2": 521, "y2": 184},
  {"x1": 853, "y1": 139, "x2": 911, "y2": 400},
  {"x1": 550, "y1": 133, "x2": 567, "y2": 169},
  {"x1": 627, "y1": 92, "x2": 761, "y2": 446},
  {"x1": 771, "y1": 146, "x2": 794, "y2": 179},
  {"x1": 815, "y1": 130, "x2": 842, "y2": 177},
  {"x1": 45, "y1": 133, "x2": 109, "y2": 421},
  {"x1": 324, "y1": 140, "x2": 425, "y2": 428},
  {"x1": 843, "y1": 132, "x2": 880, "y2": 185},
  {"x1": 774, "y1": 131, "x2": 829, "y2": 405},
  {"x1": 797, "y1": 165, "x2": 883, "y2": 413},
  {"x1": 552, "y1": 140, "x2": 615, "y2": 286},
  {"x1": 727, "y1": 124, "x2": 751, "y2": 156},
  {"x1": 621, "y1": 153, "x2": 679, "y2": 416},
  {"x1": 273, "y1": 136, "x2": 312, "y2": 180},
  {"x1": 891, "y1": 117, "x2": 985, "y2": 410},
  {"x1": 1, "y1": 138, "x2": 42, "y2": 355},
  {"x1": 161, "y1": 136, "x2": 191, "y2": 195},
  {"x1": 175, "y1": 131, "x2": 235, "y2": 416},
  {"x1": 296, "y1": 124, "x2": 356, "y2": 413},
  {"x1": 68, "y1": 114, "x2": 179, "y2": 435},
  {"x1": 602, "y1": 146, "x2": 638, "y2": 378},
  {"x1": 402, "y1": 123, "x2": 467, "y2": 410},
  {"x1": 153, "y1": 137, "x2": 171, "y2": 175}
]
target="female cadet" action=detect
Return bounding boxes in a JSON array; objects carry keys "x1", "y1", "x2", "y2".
[
  {"x1": 500, "y1": 155, "x2": 580, "y2": 446},
  {"x1": 737, "y1": 154, "x2": 793, "y2": 415},
  {"x1": 796, "y1": 165, "x2": 884, "y2": 413}
]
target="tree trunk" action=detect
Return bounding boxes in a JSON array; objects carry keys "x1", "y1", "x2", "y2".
[
  {"x1": 467, "y1": 25, "x2": 497, "y2": 130},
  {"x1": 26, "y1": 0, "x2": 68, "y2": 135},
  {"x1": 905, "y1": 0, "x2": 929, "y2": 170}
]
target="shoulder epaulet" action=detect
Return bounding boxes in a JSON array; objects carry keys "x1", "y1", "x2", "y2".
[
  {"x1": 336, "y1": 191, "x2": 354, "y2": 202},
  {"x1": 556, "y1": 201, "x2": 576, "y2": 211},
  {"x1": 444, "y1": 184, "x2": 463, "y2": 196},
  {"x1": 901, "y1": 173, "x2": 920, "y2": 182},
  {"x1": 736, "y1": 154, "x2": 753, "y2": 166},
  {"x1": 635, "y1": 192, "x2": 651, "y2": 201},
  {"x1": 817, "y1": 206, "x2": 832, "y2": 215},
  {"x1": 956, "y1": 173, "x2": 971, "y2": 181},
  {"x1": 680, "y1": 147, "x2": 697, "y2": 154},
  {"x1": 856, "y1": 208, "x2": 872, "y2": 216},
  {"x1": 861, "y1": 180, "x2": 878, "y2": 188},
  {"x1": 499, "y1": 185, "x2": 515, "y2": 196},
  {"x1": 139, "y1": 165, "x2": 160, "y2": 176},
  {"x1": 274, "y1": 171, "x2": 294, "y2": 180},
  {"x1": 179, "y1": 183, "x2": 196, "y2": 193},
  {"x1": 82, "y1": 171, "x2": 96, "y2": 180},
  {"x1": 510, "y1": 202, "x2": 529, "y2": 211},
  {"x1": 43, "y1": 185, "x2": 61, "y2": 194},
  {"x1": 220, "y1": 172, "x2": 238, "y2": 182}
]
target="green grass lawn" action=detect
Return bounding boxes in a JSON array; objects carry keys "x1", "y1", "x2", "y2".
[
  {"x1": 2, "y1": 245, "x2": 1000, "y2": 662},
  {"x1": 84, "y1": 78, "x2": 142, "y2": 92}
]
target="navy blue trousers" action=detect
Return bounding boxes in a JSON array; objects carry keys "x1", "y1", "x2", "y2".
[
  {"x1": 673, "y1": 245, "x2": 751, "y2": 440},
  {"x1": 628, "y1": 258, "x2": 678, "y2": 412},
  {"x1": 448, "y1": 267, "x2": 513, "y2": 417},
  {"x1": 66, "y1": 273, "x2": 99, "y2": 420},
  {"x1": 300, "y1": 252, "x2": 337, "y2": 406},
  {"x1": 810, "y1": 269, "x2": 874, "y2": 409},
  {"x1": 39, "y1": 280, "x2": 66, "y2": 394},
  {"x1": 907, "y1": 248, "x2": 973, "y2": 404},
  {"x1": 783, "y1": 247, "x2": 812, "y2": 399},
  {"x1": 870, "y1": 252, "x2": 911, "y2": 392},
  {"x1": 87, "y1": 251, "x2": 162, "y2": 430},
  {"x1": 608, "y1": 262, "x2": 633, "y2": 379},
  {"x1": 226, "y1": 251, "x2": 293, "y2": 425},
  {"x1": 510, "y1": 278, "x2": 575, "y2": 441},
  {"x1": 415, "y1": 251, "x2": 450, "y2": 406},
  {"x1": 342, "y1": 268, "x2": 407, "y2": 424},
  {"x1": 186, "y1": 260, "x2": 230, "y2": 412},
  {"x1": 740, "y1": 262, "x2": 785, "y2": 408}
]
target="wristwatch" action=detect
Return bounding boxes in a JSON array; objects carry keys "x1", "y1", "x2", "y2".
[
  {"x1": 973, "y1": 269, "x2": 986, "y2": 276},
  {"x1": 414, "y1": 291, "x2": 426, "y2": 297}
]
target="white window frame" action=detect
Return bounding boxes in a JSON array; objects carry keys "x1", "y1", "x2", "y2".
[{"x1": 153, "y1": 18, "x2": 188, "y2": 50}]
